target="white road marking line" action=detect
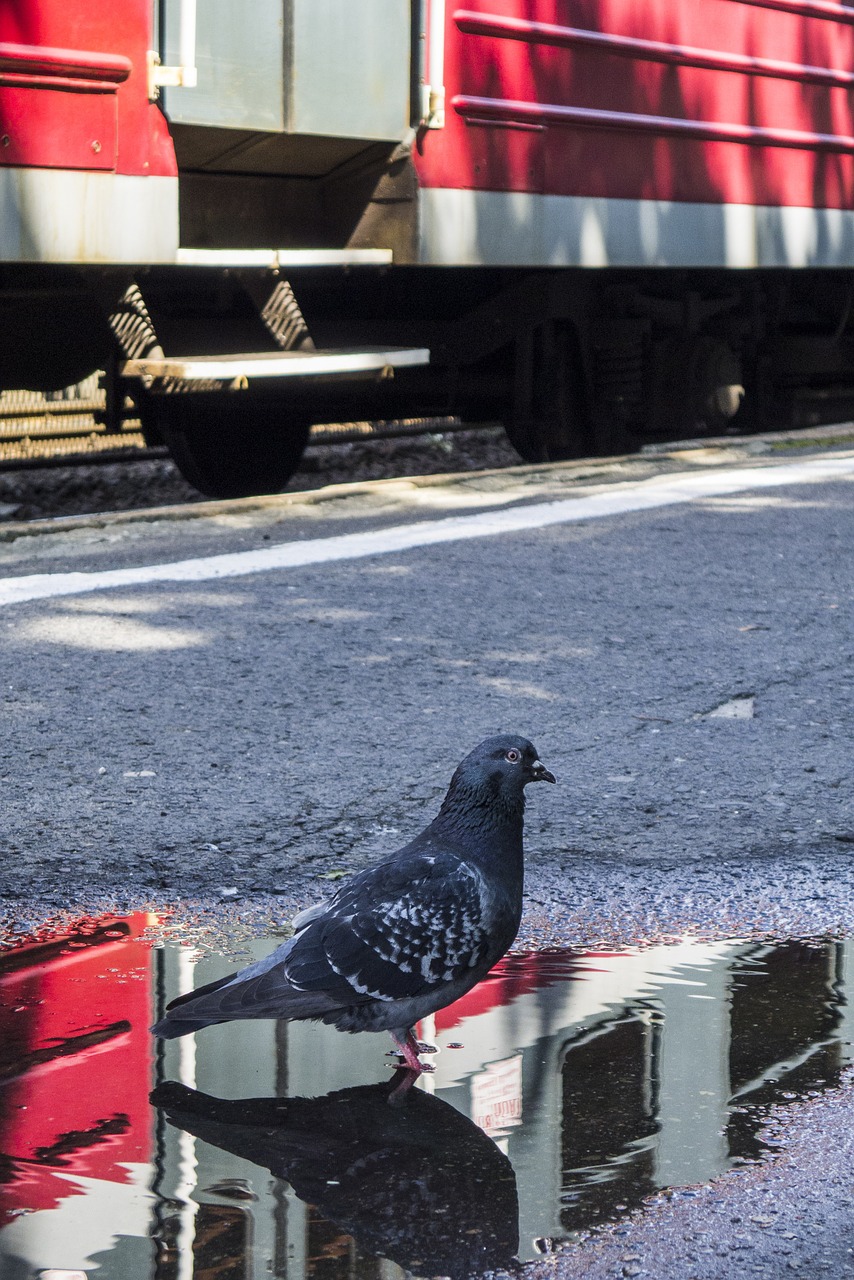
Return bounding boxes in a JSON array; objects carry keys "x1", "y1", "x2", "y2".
[{"x1": 0, "y1": 454, "x2": 852, "y2": 609}]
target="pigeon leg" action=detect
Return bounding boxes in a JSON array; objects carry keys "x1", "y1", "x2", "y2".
[
  {"x1": 389, "y1": 1028, "x2": 425, "y2": 1073},
  {"x1": 387, "y1": 1066, "x2": 421, "y2": 1106}
]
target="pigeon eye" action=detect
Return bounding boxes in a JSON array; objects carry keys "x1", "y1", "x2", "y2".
[{"x1": 505, "y1": 748, "x2": 521, "y2": 763}]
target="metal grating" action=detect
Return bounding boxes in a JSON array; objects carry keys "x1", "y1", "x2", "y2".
[{"x1": 0, "y1": 373, "x2": 107, "y2": 437}]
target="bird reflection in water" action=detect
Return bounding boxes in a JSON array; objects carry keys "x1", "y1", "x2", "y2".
[{"x1": 150, "y1": 1071, "x2": 519, "y2": 1278}]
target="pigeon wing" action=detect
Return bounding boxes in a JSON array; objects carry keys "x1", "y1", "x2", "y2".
[
  {"x1": 272, "y1": 854, "x2": 492, "y2": 1006},
  {"x1": 157, "y1": 855, "x2": 493, "y2": 1027}
]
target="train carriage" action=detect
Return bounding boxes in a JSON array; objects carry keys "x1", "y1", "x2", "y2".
[{"x1": 2, "y1": 0, "x2": 854, "y2": 496}]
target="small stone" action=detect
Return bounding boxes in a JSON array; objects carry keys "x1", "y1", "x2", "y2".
[{"x1": 706, "y1": 695, "x2": 756, "y2": 720}]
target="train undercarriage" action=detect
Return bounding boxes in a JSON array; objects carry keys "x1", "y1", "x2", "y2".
[{"x1": 4, "y1": 260, "x2": 853, "y2": 498}]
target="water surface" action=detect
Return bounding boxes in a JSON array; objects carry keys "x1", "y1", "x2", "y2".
[{"x1": 0, "y1": 917, "x2": 851, "y2": 1279}]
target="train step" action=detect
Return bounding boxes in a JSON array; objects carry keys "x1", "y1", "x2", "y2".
[{"x1": 121, "y1": 347, "x2": 430, "y2": 388}]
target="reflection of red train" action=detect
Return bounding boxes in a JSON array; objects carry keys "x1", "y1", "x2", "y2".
[
  {"x1": 0, "y1": 917, "x2": 850, "y2": 1276},
  {"x1": 4, "y1": 2, "x2": 854, "y2": 496},
  {"x1": 0, "y1": 914, "x2": 155, "y2": 1229}
]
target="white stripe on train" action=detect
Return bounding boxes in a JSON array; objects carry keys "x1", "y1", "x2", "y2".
[{"x1": 418, "y1": 188, "x2": 854, "y2": 269}]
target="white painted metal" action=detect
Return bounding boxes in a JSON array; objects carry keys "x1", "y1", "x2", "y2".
[
  {"x1": 0, "y1": 170, "x2": 179, "y2": 264},
  {"x1": 174, "y1": 247, "x2": 394, "y2": 267},
  {"x1": 418, "y1": 186, "x2": 854, "y2": 269},
  {"x1": 178, "y1": 0, "x2": 198, "y2": 86},
  {"x1": 149, "y1": 0, "x2": 198, "y2": 93},
  {"x1": 173, "y1": 950, "x2": 199, "y2": 1280},
  {"x1": 121, "y1": 346, "x2": 430, "y2": 382},
  {"x1": 425, "y1": 0, "x2": 446, "y2": 127}
]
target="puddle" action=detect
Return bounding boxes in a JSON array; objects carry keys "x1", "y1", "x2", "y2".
[{"x1": 0, "y1": 918, "x2": 852, "y2": 1278}]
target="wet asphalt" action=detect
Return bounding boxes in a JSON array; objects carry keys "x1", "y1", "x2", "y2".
[{"x1": 1, "y1": 427, "x2": 854, "y2": 1276}]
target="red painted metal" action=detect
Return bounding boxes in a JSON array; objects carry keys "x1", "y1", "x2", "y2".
[
  {"x1": 0, "y1": 1, "x2": 175, "y2": 177},
  {"x1": 454, "y1": 11, "x2": 854, "y2": 89},
  {"x1": 0, "y1": 42, "x2": 132, "y2": 84},
  {"x1": 415, "y1": 0, "x2": 854, "y2": 209},
  {"x1": 0, "y1": 78, "x2": 118, "y2": 171},
  {"x1": 452, "y1": 94, "x2": 854, "y2": 154}
]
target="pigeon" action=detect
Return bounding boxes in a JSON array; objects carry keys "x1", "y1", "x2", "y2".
[
  {"x1": 151, "y1": 734, "x2": 555, "y2": 1071},
  {"x1": 150, "y1": 1075, "x2": 519, "y2": 1277}
]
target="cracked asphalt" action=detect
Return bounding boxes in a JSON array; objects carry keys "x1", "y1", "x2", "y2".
[{"x1": 1, "y1": 427, "x2": 854, "y2": 1278}]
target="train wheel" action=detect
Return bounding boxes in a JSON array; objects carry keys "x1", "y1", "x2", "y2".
[
  {"x1": 145, "y1": 393, "x2": 311, "y2": 499},
  {"x1": 651, "y1": 336, "x2": 744, "y2": 438},
  {"x1": 503, "y1": 322, "x2": 592, "y2": 462}
]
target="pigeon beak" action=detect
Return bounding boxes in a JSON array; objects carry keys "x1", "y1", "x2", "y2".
[{"x1": 529, "y1": 759, "x2": 556, "y2": 784}]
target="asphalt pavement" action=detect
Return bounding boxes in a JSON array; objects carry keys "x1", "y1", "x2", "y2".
[
  {"x1": 1, "y1": 428, "x2": 854, "y2": 1277},
  {"x1": 1, "y1": 430, "x2": 852, "y2": 929}
]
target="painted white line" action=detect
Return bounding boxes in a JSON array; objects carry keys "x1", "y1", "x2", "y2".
[{"x1": 1, "y1": 454, "x2": 852, "y2": 609}]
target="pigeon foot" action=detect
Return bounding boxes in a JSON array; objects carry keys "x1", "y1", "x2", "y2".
[{"x1": 389, "y1": 1027, "x2": 428, "y2": 1073}]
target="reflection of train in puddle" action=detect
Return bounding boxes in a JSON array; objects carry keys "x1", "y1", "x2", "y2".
[{"x1": 0, "y1": 916, "x2": 851, "y2": 1277}]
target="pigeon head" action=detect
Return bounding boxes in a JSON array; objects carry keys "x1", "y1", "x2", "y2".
[
  {"x1": 455, "y1": 735, "x2": 556, "y2": 792},
  {"x1": 434, "y1": 734, "x2": 555, "y2": 842}
]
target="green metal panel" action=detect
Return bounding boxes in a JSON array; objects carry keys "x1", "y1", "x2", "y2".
[
  {"x1": 162, "y1": 0, "x2": 411, "y2": 142},
  {"x1": 163, "y1": 0, "x2": 285, "y2": 131},
  {"x1": 287, "y1": 0, "x2": 411, "y2": 140}
]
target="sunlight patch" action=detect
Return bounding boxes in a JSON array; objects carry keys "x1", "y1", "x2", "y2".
[{"x1": 18, "y1": 613, "x2": 208, "y2": 652}]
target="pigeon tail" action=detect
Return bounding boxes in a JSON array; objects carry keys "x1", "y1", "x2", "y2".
[
  {"x1": 151, "y1": 1014, "x2": 226, "y2": 1039},
  {"x1": 151, "y1": 970, "x2": 236, "y2": 1038},
  {"x1": 151, "y1": 965, "x2": 343, "y2": 1039}
]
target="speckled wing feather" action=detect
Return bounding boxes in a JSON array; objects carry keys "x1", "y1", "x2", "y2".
[
  {"x1": 283, "y1": 853, "x2": 492, "y2": 1003},
  {"x1": 186, "y1": 851, "x2": 493, "y2": 1025}
]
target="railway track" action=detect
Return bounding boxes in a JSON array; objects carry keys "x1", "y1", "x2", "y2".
[
  {"x1": 0, "y1": 381, "x2": 520, "y2": 522},
  {"x1": 0, "y1": 378, "x2": 474, "y2": 472},
  {"x1": 4, "y1": 379, "x2": 854, "y2": 527},
  {"x1": 0, "y1": 417, "x2": 479, "y2": 472}
]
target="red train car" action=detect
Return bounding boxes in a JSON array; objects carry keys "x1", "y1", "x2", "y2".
[{"x1": 3, "y1": 0, "x2": 854, "y2": 496}]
